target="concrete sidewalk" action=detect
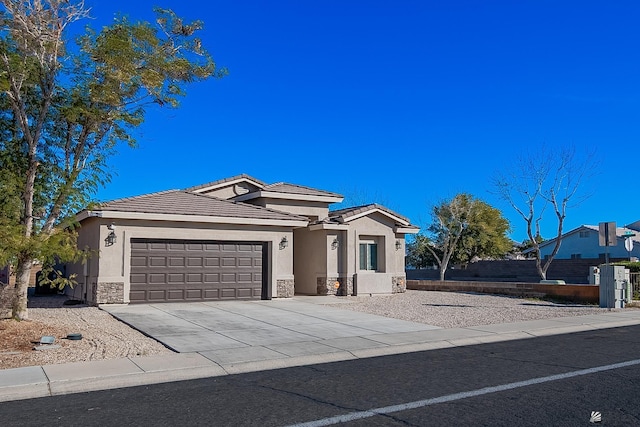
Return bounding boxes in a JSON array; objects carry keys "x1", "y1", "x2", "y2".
[{"x1": 2, "y1": 307, "x2": 640, "y2": 402}]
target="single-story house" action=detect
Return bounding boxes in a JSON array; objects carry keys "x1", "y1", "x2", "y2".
[
  {"x1": 67, "y1": 175, "x2": 419, "y2": 304},
  {"x1": 523, "y1": 223, "x2": 640, "y2": 260}
]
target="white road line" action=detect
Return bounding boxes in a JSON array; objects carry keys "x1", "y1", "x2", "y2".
[{"x1": 288, "y1": 358, "x2": 640, "y2": 427}]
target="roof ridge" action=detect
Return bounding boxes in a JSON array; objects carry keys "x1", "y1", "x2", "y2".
[
  {"x1": 184, "y1": 174, "x2": 266, "y2": 192},
  {"x1": 330, "y1": 203, "x2": 410, "y2": 223},
  {"x1": 330, "y1": 203, "x2": 376, "y2": 213},
  {"x1": 264, "y1": 181, "x2": 343, "y2": 197},
  {"x1": 192, "y1": 191, "x2": 308, "y2": 221},
  {"x1": 265, "y1": 181, "x2": 285, "y2": 188}
]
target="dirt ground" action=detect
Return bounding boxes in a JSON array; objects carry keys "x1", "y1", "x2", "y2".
[{"x1": 0, "y1": 293, "x2": 172, "y2": 370}]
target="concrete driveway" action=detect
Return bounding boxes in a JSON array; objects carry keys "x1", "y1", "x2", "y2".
[{"x1": 103, "y1": 297, "x2": 440, "y2": 365}]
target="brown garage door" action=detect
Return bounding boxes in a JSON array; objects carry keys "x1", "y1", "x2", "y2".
[{"x1": 129, "y1": 239, "x2": 266, "y2": 303}]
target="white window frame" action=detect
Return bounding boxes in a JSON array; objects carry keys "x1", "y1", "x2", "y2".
[{"x1": 359, "y1": 240, "x2": 378, "y2": 271}]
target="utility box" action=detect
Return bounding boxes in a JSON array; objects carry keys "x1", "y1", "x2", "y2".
[
  {"x1": 599, "y1": 265, "x2": 629, "y2": 308},
  {"x1": 588, "y1": 266, "x2": 600, "y2": 285}
]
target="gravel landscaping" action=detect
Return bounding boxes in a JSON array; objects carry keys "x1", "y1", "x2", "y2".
[
  {"x1": 321, "y1": 290, "x2": 625, "y2": 329},
  {"x1": 0, "y1": 289, "x2": 633, "y2": 370},
  {"x1": 0, "y1": 294, "x2": 171, "y2": 370}
]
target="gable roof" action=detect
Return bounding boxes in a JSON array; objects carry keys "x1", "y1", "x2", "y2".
[
  {"x1": 78, "y1": 190, "x2": 308, "y2": 226},
  {"x1": 232, "y1": 181, "x2": 343, "y2": 204},
  {"x1": 523, "y1": 224, "x2": 640, "y2": 254},
  {"x1": 263, "y1": 182, "x2": 343, "y2": 199},
  {"x1": 185, "y1": 174, "x2": 343, "y2": 203},
  {"x1": 185, "y1": 174, "x2": 266, "y2": 194},
  {"x1": 329, "y1": 203, "x2": 411, "y2": 226}
]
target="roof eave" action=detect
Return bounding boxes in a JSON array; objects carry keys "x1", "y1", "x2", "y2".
[
  {"x1": 233, "y1": 190, "x2": 343, "y2": 204},
  {"x1": 189, "y1": 176, "x2": 266, "y2": 194},
  {"x1": 338, "y1": 208, "x2": 411, "y2": 226},
  {"x1": 308, "y1": 223, "x2": 350, "y2": 231},
  {"x1": 395, "y1": 226, "x2": 420, "y2": 234},
  {"x1": 80, "y1": 210, "x2": 309, "y2": 227}
]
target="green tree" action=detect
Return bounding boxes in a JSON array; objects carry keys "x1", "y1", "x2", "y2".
[
  {"x1": 405, "y1": 234, "x2": 438, "y2": 269},
  {"x1": 423, "y1": 194, "x2": 474, "y2": 281},
  {"x1": 421, "y1": 194, "x2": 511, "y2": 280},
  {"x1": 0, "y1": 0, "x2": 226, "y2": 320},
  {"x1": 457, "y1": 199, "x2": 512, "y2": 264}
]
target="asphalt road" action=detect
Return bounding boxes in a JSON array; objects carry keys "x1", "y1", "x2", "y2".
[{"x1": 2, "y1": 325, "x2": 640, "y2": 426}]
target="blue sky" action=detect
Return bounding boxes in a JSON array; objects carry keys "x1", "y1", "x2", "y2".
[{"x1": 85, "y1": 0, "x2": 640, "y2": 242}]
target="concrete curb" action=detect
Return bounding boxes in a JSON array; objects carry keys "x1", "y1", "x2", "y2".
[{"x1": 2, "y1": 311, "x2": 640, "y2": 402}]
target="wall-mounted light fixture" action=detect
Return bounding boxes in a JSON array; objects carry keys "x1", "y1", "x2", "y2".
[
  {"x1": 105, "y1": 223, "x2": 117, "y2": 246},
  {"x1": 395, "y1": 240, "x2": 402, "y2": 251},
  {"x1": 331, "y1": 237, "x2": 339, "y2": 250},
  {"x1": 279, "y1": 236, "x2": 289, "y2": 250}
]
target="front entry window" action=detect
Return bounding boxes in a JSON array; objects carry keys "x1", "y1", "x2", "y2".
[{"x1": 359, "y1": 242, "x2": 378, "y2": 271}]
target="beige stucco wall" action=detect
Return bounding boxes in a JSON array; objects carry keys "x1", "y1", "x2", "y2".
[
  {"x1": 293, "y1": 211, "x2": 410, "y2": 296},
  {"x1": 65, "y1": 217, "x2": 101, "y2": 301},
  {"x1": 251, "y1": 198, "x2": 329, "y2": 221},
  {"x1": 74, "y1": 217, "x2": 294, "y2": 304},
  {"x1": 293, "y1": 227, "x2": 327, "y2": 294},
  {"x1": 326, "y1": 232, "x2": 342, "y2": 277},
  {"x1": 197, "y1": 182, "x2": 260, "y2": 199},
  {"x1": 347, "y1": 212, "x2": 407, "y2": 295}
]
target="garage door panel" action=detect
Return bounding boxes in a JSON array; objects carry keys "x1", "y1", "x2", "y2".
[
  {"x1": 238, "y1": 257, "x2": 253, "y2": 267},
  {"x1": 185, "y1": 289, "x2": 203, "y2": 299},
  {"x1": 130, "y1": 241, "x2": 148, "y2": 250},
  {"x1": 236, "y1": 288, "x2": 253, "y2": 298},
  {"x1": 166, "y1": 290, "x2": 184, "y2": 300},
  {"x1": 131, "y1": 257, "x2": 147, "y2": 267},
  {"x1": 187, "y1": 257, "x2": 203, "y2": 267},
  {"x1": 205, "y1": 257, "x2": 220, "y2": 267},
  {"x1": 221, "y1": 257, "x2": 236, "y2": 267},
  {"x1": 168, "y1": 273, "x2": 184, "y2": 283},
  {"x1": 130, "y1": 273, "x2": 147, "y2": 284},
  {"x1": 149, "y1": 257, "x2": 166, "y2": 267},
  {"x1": 148, "y1": 290, "x2": 167, "y2": 300},
  {"x1": 237, "y1": 273, "x2": 253, "y2": 282},
  {"x1": 149, "y1": 273, "x2": 166, "y2": 284},
  {"x1": 187, "y1": 273, "x2": 202, "y2": 283},
  {"x1": 130, "y1": 239, "x2": 265, "y2": 303},
  {"x1": 220, "y1": 273, "x2": 236, "y2": 283},
  {"x1": 168, "y1": 257, "x2": 185, "y2": 267},
  {"x1": 204, "y1": 288, "x2": 220, "y2": 299},
  {"x1": 220, "y1": 288, "x2": 237, "y2": 299},
  {"x1": 204, "y1": 273, "x2": 220, "y2": 283}
]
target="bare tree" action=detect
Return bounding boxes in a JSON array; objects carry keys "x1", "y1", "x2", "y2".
[
  {"x1": 425, "y1": 194, "x2": 475, "y2": 281},
  {"x1": 493, "y1": 146, "x2": 594, "y2": 280}
]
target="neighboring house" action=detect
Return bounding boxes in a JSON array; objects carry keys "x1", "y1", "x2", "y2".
[
  {"x1": 523, "y1": 224, "x2": 640, "y2": 260},
  {"x1": 67, "y1": 174, "x2": 419, "y2": 305}
]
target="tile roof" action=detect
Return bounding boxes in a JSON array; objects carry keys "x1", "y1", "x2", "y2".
[
  {"x1": 524, "y1": 224, "x2": 640, "y2": 253},
  {"x1": 263, "y1": 182, "x2": 343, "y2": 198},
  {"x1": 329, "y1": 203, "x2": 411, "y2": 224},
  {"x1": 184, "y1": 174, "x2": 266, "y2": 192},
  {"x1": 95, "y1": 190, "x2": 307, "y2": 221}
]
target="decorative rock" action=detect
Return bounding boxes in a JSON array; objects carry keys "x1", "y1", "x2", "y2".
[
  {"x1": 33, "y1": 344, "x2": 61, "y2": 351},
  {"x1": 39, "y1": 336, "x2": 55, "y2": 344}
]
